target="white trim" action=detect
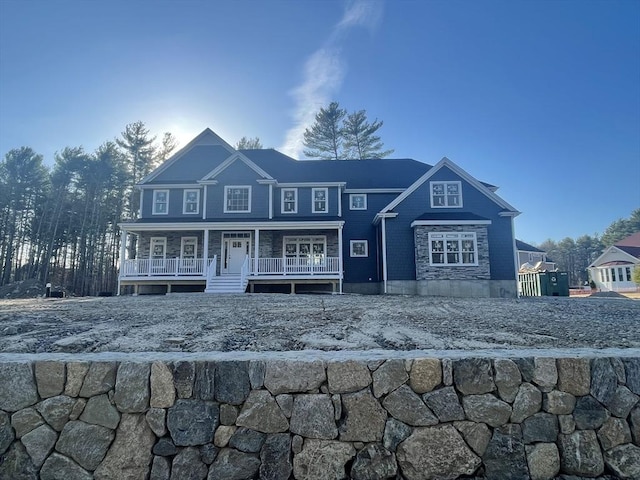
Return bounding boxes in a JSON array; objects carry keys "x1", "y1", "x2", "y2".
[
  {"x1": 198, "y1": 180, "x2": 219, "y2": 185},
  {"x1": 182, "y1": 189, "x2": 200, "y2": 215},
  {"x1": 277, "y1": 182, "x2": 346, "y2": 188},
  {"x1": 152, "y1": 189, "x2": 169, "y2": 215},
  {"x1": 349, "y1": 194, "x2": 368, "y2": 210},
  {"x1": 344, "y1": 188, "x2": 405, "y2": 194},
  {"x1": 511, "y1": 216, "x2": 520, "y2": 297},
  {"x1": 411, "y1": 219, "x2": 492, "y2": 227},
  {"x1": 257, "y1": 179, "x2": 277, "y2": 185},
  {"x1": 281, "y1": 188, "x2": 298, "y2": 214},
  {"x1": 268, "y1": 184, "x2": 273, "y2": 219},
  {"x1": 139, "y1": 183, "x2": 203, "y2": 190},
  {"x1": 139, "y1": 128, "x2": 236, "y2": 184},
  {"x1": 312, "y1": 188, "x2": 329, "y2": 214},
  {"x1": 373, "y1": 212, "x2": 398, "y2": 225},
  {"x1": 350, "y1": 240, "x2": 368, "y2": 257},
  {"x1": 150, "y1": 237, "x2": 167, "y2": 259},
  {"x1": 382, "y1": 217, "x2": 388, "y2": 293},
  {"x1": 180, "y1": 236, "x2": 198, "y2": 259},
  {"x1": 202, "y1": 153, "x2": 273, "y2": 181},
  {"x1": 202, "y1": 185, "x2": 207, "y2": 219},
  {"x1": 139, "y1": 190, "x2": 143, "y2": 218},
  {"x1": 379, "y1": 157, "x2": 520, "y2": 216},
  {"x1": 430, "y1": 180, "x2": 462, "y2": 208},
  {"x1": 428, "y1": 232, "x2": 479, "y2": 266},
  {"x1": 119, "y1": 220, "x2": 346, "y2": 231},
  {"x1": 338, "y1": 225, "x2": 344, "y2": 293},
  {"x1": 589, "y1": 245, "x2": 640, "y2": 268},
  {"x1": 224, "y1": 185, "x2": 252, "y2": 213},
  {"x1": 338, "y1": 187, "x2": 342, "y2": 217}
]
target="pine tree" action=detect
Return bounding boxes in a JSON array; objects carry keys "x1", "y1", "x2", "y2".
[
  {"x1": 343, "y1": 110, "x2": 394, "y2": 160},
  {"x1": 235, "y1": 136, "x2": 263, "y2": 149},
  {"x1": 303, "y1": 102, "x2": 346, "y2": 160}
]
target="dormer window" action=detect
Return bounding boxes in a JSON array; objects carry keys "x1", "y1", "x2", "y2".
[
  {"x1": 152, "y1": 190, "x2": 169, "y2": 215},
  {"x1": 224, "y1": 186, "x2": 251, "y2": 213},
  {"x1": 430, "y1": 181, "x2": 462, "y2": 208}
]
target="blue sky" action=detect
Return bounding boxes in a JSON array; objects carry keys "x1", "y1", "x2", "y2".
[{"x1": 1, "y1": 0, "x2": 638, "y2": 245}]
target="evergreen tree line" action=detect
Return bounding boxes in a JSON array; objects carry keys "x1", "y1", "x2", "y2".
[
  {"x1": 535, "y1": 209, "x2": 640, "y2": 286},
  {"x1": 0, "y1": 122, "x2": 177, "y2": 296}
]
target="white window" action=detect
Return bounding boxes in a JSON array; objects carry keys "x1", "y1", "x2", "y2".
[
  {"x1": 350, "y1": 240, "x2": 368, "y2": 257},
  {"x1": 312, "y1": 188, "x2": 328, "y2": 213},
  {"x1": 429, "y1": 232, "x2": 477, "y2": 266},
  {"x1": 281, "y1": 188, "x2": 297, "y2": 214},
  {"x1": 284, "y1": 236, "x2": 326, "y2": 262},
  {"x1": 183, "y1": 189, "x2": 200, "y2": 214},
  {"x1": 180, "y1": 237, "x2": 197, "y2": 259},
  {"x1": 152, "y1": 190, "x2": 169, "y2": 215},
  {"x1": 224, "y1": 186, "x2": 251, "y2": 213},
  {"x1": 150, "y1": 237, "x2": 166, "y2": 259},
  {"x1": 430, "y1": 181, "x2": 462, "y2": 208},
  {"x1": 349, "y1": 194, "x2": 367, "y2": 210}
]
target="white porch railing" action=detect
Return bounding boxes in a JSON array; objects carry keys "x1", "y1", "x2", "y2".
[
  {"x1": 250, "y1": 257, "x2": 340, "y2": 275},
  {"x1": 120, "y1": 256, "x2": 341, "y2": 278},
  {"x1": 121, "y1": 258, "x2": 205, "y2": 277},
  {"x1": 240, "y1": 255, "x2": 249, "y2": 288}
]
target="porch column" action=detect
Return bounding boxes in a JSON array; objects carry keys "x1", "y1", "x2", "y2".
[
  {"x1": 118, "y1": 229, "x2": 127, "y2": 295},
  {"x1": 382, "y1": 217, "x2": 388, "y2": 294},
  {"x1": 254, "y1": 228, "x2": 260, "y2": 275},
  {"x1": 203, "y1": 229, "x2": 209, "y2": 277},
  {"x1": 338, "y1": 224, "x2": 343, "y2": 294}
]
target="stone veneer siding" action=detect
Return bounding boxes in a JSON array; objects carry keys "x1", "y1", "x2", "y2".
[
  {"x1": 414, "y1": 225, "x2": 491, "y2": 281},
  {"x1": 1, "y1": 354, "x2": 639, "y2": 479}
]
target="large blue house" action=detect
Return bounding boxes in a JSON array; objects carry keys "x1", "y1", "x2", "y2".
[{"x1": 118, "y1": 128, "x2": 520, "y2": 297}]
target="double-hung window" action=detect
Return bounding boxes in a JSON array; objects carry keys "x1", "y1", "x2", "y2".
[
  {"x1": 282, "y1": 188, "x2": 297, "y2": 213},
  {"x1": 312, "y1": 188, "x2": 328, "y2": 213},
  {"x1": 430, "y1": 181, "x2": 462, "y2": 208},
  {"x1": 224, "y1": 186, "x2": 251, "y2": 213},
  {"x1": 349, "y1": 194, "x2": 367, "y2": 210},
  {"x1": 152, "y1": 190, "x2": 169, "y2": 215},
  {"x1": 183, "y1": 189, "x2": 200, "y2": 214},
  {"x1": 429, "y1": 232, "x2": 477, "y2": 266}
]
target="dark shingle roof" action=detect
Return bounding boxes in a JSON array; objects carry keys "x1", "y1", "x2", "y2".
[
  {"x1": 240, "y1": 149, "x2": 432, "y2": 189},
  {"x1": 515, "y1": 240, "x2": 545, "y2": 253}
]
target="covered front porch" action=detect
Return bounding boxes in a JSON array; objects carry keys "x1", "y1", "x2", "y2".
[{"x1": 117, "y1": 220, "x2": 345, "y2": 294}]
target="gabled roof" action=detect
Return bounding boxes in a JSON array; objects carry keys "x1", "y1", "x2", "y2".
[
  {"x1": 615, "y1": 232, "x2": 640, "y2": 259},
  {"x1": 201, "y1": 152, "x2": 274, "y2": 181},
  {"x1": 588, "y1": 234, "x2": 640, "y2": 268},
  {"x1": 140, "y1": 128, "x2": 235, "y2": 185},
  {"x1": 515, "y1": 240, "x2": 545, "y2": 253},
  {"x1": 378, "y1": 157, "x2": 520, "y2": 216}
]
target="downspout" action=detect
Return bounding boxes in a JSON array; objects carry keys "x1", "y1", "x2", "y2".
[
  {"x1": 511, "y1": 216, "x2": 520, "y2": 298},
  {"x1": 268, "y1": 184, "x2": 273, "y2": 219},
  {"x1": 382, "y1": 217, "x2": 388, "y2": 294},
  {"x1": 203, "y1": 185, "x2": 207, "y2": 219}
]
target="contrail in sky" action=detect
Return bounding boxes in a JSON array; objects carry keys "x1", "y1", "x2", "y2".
[{"x1": 280, "y1": 0, "x2": 383, "y2": 159}]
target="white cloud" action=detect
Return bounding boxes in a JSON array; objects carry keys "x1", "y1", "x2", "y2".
[{"x1": 280, "y1": 0, "x2": 384, "y2": 159}]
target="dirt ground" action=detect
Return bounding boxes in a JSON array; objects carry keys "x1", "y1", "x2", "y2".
[{"x1": 0, "y1": 293, "x2": 639, "y2": 354}]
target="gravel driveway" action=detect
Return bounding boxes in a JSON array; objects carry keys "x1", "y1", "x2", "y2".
[{"x1": 0, "y1": 293, "x2": 638, "y2": 355}]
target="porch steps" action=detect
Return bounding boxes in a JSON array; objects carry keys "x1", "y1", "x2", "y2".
[{"x1": 205, "y1": 274, "x2": 248, "y2": 294}]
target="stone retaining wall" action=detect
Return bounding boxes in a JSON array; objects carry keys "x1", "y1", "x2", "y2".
[{"x1": 1, "y1": 354, "x2": 639, "y2": 479}]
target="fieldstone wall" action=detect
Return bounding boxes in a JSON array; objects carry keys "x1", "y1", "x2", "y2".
[
  {"x1": 1, "y1": 355, "x2": 639, "y2": 479},
  {"x1": 414, "y1": 225, "x2": 490, "y2": 281}
]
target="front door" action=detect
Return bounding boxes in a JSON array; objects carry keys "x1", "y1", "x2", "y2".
[{"x1": 222, "y1": 233, "x2": 251, "y2": 274}]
